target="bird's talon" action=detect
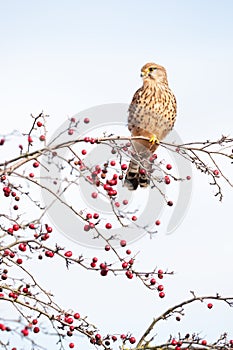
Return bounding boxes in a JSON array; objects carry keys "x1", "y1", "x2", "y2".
[{"x1": 149, "y1": 135, "x2": 159, "y2": 145}]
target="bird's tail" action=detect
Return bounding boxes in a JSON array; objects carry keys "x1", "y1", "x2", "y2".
[{"x1": 124, "y1": 159, "x2": 150, "y2": 190}]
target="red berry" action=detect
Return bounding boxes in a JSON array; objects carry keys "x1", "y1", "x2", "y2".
[
  {"x1": 125, "y1": 270, "x2": 133, "y2": 279},
  {"x1": 157, "y1": 284, "x2": 164, "y2": 291},
  {"x1": 100, "y1": 269, "x2": 108, "y2": 276},
  {"x1": 90, "y1": 262, "x2": 96, "y2": 268},
  {"x1": 122, "y1": 261, "x2": 128, "y2": 269},
  {"x1": 120, "y1": 334, "x2": 126, "y2": 339},
  {"x1": 91, "y1": 192, "x2": 98, "y2": 199},
  {"x1": 7, "y1": 228, "x2": 13, "y2": 234},
  {"x1": 46, "y1": 226, "x2": 53, "y2": 233},
  {"x1": 13, "y1": 224, "x2": 19, "y2": 231},
  {"x1": 201, "y1": 340, "x2": 207, "y2": 345},
  {"x1": 158, "y1": 269, "x2": 163, "y2": 274},
  {"x1": 33, "y1": 161, "x2": 39, "y2": 168},
  {"x1": 71, "y1": 117, "x2": 76, "y2": 123},
  {"x1": 29, "y1": 172, "x2": 34, "y2": 178},
  {"x1": 16, "y1": 258, "x2": 23, "y2": 264},
  {"x1": 69, "y1": 343, "x2": 75, "y2": 348},
  {"x1": 150, "y1": 278, "x2": 156, "y2": 285},
  {"x1": 110, "y1": 160, "x2": 116, "y2": 166},
  {"x1": 207, "y1": 303, "x2": 213, "y2": 309},
  {"x1": 166, "y1": 164, "x2": 172, "y2": 170},
  {"x1": 84, "y1": 117, "x2": 90, "y2": 123},
  {"x1": 68, "y1": 129, "x2": 74, "y2": 135},
  {"x1": 131, "y1": 215, "x2": 137, "y2": 221},
  {"x1": 105, "y1": 223, "x2": 112, "y2": 229},
  {"x1": 213, "y1": 169, "x2": 219, "y2": 176},
  {"x1": 115, "y1": 202, "x2": 120, "y2": 207},
  {"x1": 120, "y1": 240, "x2": 127, "y2": 247},
  {"x1": 28, "y1": 136, "x2": 33, "y2": 143},
  {"x1": 39, "y1": 135, "x2": 45, "y2": 141},
  {"x1": 74, "y1": 313, "x2": 80, "y2": 319},
  {"x1": 164, "y1": 175, "x2": 170, "y2": 184},
  {"x1": 92, "y1": 257, "x2": 98, "y2": 263},
  {"x1": 126, "y1": 249, "x2": 131, "y2": 255},
  {"x1": 37, "y1": 121, "x2": 43, "y2": 127},
  {"x1": 33, "y1": 326, "x2": 40, "y2": 333},
  {"x1": 112, "y1": 335, "x2": 117, "y2": 341},
  {"x1": 155, "y1": 220, "x2": 160, "y2": 225},
  {"x1": 122, "y1": 199, "x2": 128, "y2": 205},
  {"x1": 81, "y1": 149, "x2": 87, "y2": 155},
  {"x1": 95, "y1": 333, "x2": 101, "y2": 340},
  {"x1": 21, "y1": 328, "x2": 29, "y2": 336},
  {"x1": 105, "y1": 245, "x2": 111, "y2": 251},
  {"x1": 13, "y1": 205, "x2": 18, "y2": 210},
  {"x1": 19, "y1": 243, "x2": 27, "y2": 252},
  {"x1": 171, "y1": 339, "x2": 177, "y2": 346},
  {"x1": 129, "y1": 337, "x2": 136, "y2": 344},
  {"x1": 64, "y1": 251, "x2": 73, "y2": 258},
  {"x1": 159, "y1": 291, "x2": 165, "y2": 298},
  {"x1": 93, "y1": 213, "x2": 99, "y2": 219},
  {"x1": 32, "y1": 319, "x2": 38, "y2": 325},
  {"x1": 29, "y1": 223, "x2": 35, "y2": 229},
  {"x1": 100, "y1": 263, "x2": 107, "y2": 269},
  {"x1": 167, "y1": 200, "x2": 173, "y2": 206},
  {"x1": 186, "y1": 175, "x2": 191, "y2": 180},
  {"x1": 121, "y1": 164, "x2": 127, "y2": 170}
]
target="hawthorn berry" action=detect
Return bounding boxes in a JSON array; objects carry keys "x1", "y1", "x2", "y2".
[
  {"x1": 64, "y1": 251, "x2": 73, "y2": 258},
  {"x1": 207, "y1": 303, "x2": 213, "y2": 309},
  {"x1": 126, "y1": 249, "x2": 131, "y2": 255},
  {"x1": 33, "y1": 161, "x2": 39, "y2": 168},
  {"x1": 39, "y1": 135, "x2": 45, "y2": 141},
  {"x1": 37, "y1": 121, "x2": 43, "y2": 127},
  {"x1": 159, "y1": 291, "x2": 165, "y2": 298},
  {"x1": 167, "y1": 200, "x2": 173, "y2": 206},
  {"x1": 122, "y1": 261, "x2": 128, "y2": 269},
  {"x1": 129, "y1": 337, "x2": 136, "y2": 344},
  {"x1": 112, "y1": 335, "x2": 117, "y2": 341},
  {"x1": 21, "y1": 328, "x2": 29, "y2": 336},
  {"x1": 213, "y1": 169, "x2": 219, "y2": 176},
  {"x1": 93, "y1": 213, "x2": 99, "y2": 219},
  {"x1": 105, "y1": 245, "x2": 111, "y2": 251},
  {"x1": 150, "y1": 278, "x2": 156, "y2": 285},
  {"x1": 131, "y1": 215, "x2": 137, "y2": 221},
  {"x1": 33, "y1": 326, "x2": 40, "y2": 333},
  {"x1": 120, "y1": 240, "x2": 127, "y2": 247},
  {"x1": 84, "y1": 117, "x2": 90, "y2": 123},
  {"x1": 155, "y1": 220, "x2": 160, "y2": 225},
  {"x1": 201, "y1": 340, "x2": 207, "y2": 345},
  {"x1": 68, "y1": 129, "x2": 74, "y2": 135},
  {"x1": 74, "y1": 312, "x2": 80, "y2": 319},
  {"x1": 166, "y1": 164, "x2": 172, "y2": 170},
  {"x1": 121, "y1": 164, "x2": 127, "y2": 170},
  {"x1": 105, "y1": 223, "x2": 112, "y2": 229},
  {"x1": 92, "y1": 257, "x2": 98, "y2": 263},
  {"x1": 157, "y1": 284, "x2": 164, "y2": 291},
  {"x1": 91, "y1": 192, "x2": 98, "y2": 199},
  {"x1": 69, "y1": 343, "x2": 75, "y2": 348}
]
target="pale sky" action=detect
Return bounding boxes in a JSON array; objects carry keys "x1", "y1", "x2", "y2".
[{"x1": 0, "y1": 1, "x2": 233, "y2": 349}]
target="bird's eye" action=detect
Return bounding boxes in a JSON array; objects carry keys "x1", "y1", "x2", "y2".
[{"x1": 149, "y1": 67, "x2": 154, "y2": 72}]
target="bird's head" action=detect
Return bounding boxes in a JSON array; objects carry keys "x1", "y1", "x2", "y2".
[{"x1": 140, "y1": 62, "x2": 168, "y2": 84}]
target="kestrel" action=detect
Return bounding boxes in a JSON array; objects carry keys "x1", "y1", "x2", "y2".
[{"x1": 125, "y1": 62, "x2": 177, "y2": 190}]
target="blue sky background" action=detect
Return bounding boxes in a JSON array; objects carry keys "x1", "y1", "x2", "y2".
[{"x1": 0, "y1": 1, "x2": 233, "y2": 349}]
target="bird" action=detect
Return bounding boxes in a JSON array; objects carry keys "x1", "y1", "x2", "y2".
[{"x1": 124, "y1": 62, "x2": 177, "y2": 190}]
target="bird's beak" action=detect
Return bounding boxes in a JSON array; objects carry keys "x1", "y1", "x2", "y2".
[{"x1": 140, "y1": 71, "x2": 146, "y2": 77}]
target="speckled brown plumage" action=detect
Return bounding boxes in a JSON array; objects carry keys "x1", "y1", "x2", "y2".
[{"x1": 125, "y1": 62, "x2": 177, "y2": 190}]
